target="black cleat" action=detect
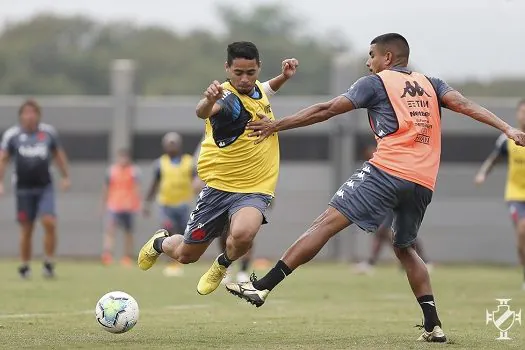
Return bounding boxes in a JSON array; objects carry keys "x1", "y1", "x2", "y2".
[
  {"x1": 43, "y1": 261, "x2": 55, "y2": 279},
  {"x1": 18, "y1": 265, "x2": 31, "y2": 279}
]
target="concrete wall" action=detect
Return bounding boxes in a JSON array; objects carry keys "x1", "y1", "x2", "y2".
[
  {"x1": 0, "y1": 161, "x2": 516, "y2": 264},
  {"x1": 0, "y1": 94, "x2": 520, "y2": 264}
]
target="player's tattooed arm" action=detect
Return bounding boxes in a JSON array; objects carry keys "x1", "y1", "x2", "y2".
[
  {"x1": 248, "y1": 96, "x2": 355, "y2": 144},
  {"x1": 443, "y1": 90, "x2": 525, "y2": 146}
]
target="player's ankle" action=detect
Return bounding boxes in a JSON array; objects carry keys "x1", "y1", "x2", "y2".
[
  {"x1": 153, "y1": 237, "x2": 166, "y2": 254},
  {"x1": 217, "y1": 252, "x2": 233, "y2": 268},
  {"x1": 253, "y1": 260, "x2": 292, "y2": 291}
]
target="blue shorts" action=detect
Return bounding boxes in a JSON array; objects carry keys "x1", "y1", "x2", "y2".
[
  {"x1": 329, "y1": 162, "x2": 433, "y2": 248},
  {"x1": 107, "y1": 211, "x2": 135, "y2": 232},
  {"x1": 507, "y1": 201, "x2": 525, "y2": 226},
  {"x1": 159, "y1": 204, "x2": 190, "y2": 235},
  {"x1": 184, "y1": 185, "x2": 273, "y2": 244},
  {"x1": 16, "y1": 184, "x2": 56, "y2": 223}
]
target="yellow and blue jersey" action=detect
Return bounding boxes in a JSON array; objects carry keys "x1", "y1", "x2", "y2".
[{"x1": 197, "y1": 80, "x2": 279, "y2": 196}]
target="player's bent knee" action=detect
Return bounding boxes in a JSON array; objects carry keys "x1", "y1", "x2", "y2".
[
  {"x1": 175, "y1": 242, "x2": 207, "y2": 264},
  {"x1": 393, "y1": 245, "x2": 411, "y2": 259},
  {"x1": 177, "y1": 254, "x2": 199, "y2": 264},
  {"x1": 229, "y1": 227, "x2": 257, "y2": 247}
]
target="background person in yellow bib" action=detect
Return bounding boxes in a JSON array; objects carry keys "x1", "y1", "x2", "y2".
[
  {"x1": 475, "y1": 99, "x2": 525, "y2": 289},
  {"x1": 143, "y1": 132, "x2": 201, "y2": 277},
  {"x1": 138, "y1": 41, "x2": 299, "y2": 296}
]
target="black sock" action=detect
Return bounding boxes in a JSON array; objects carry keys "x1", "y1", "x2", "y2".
[
  {"x1": 367, "y1": 257, "x2": 377, "y2": 266},
  {"x1": 252, "y1": 260, "x2": 292, "y2": 291},
  {"x1": 240, "y1": 258, "x2": 250, "y2": 272},
  {"x1": 153, "y1": 237, "x2": 166, "y2": 254},
  {"x1": 217, "y1": 252, "x2": 233, "y2": 268},
  {"x1": 417, "y1": 295, "x2": 441, "y2": 332}
]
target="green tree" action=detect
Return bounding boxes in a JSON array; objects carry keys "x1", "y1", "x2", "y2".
[{"x1": 0, "y1": 5, "x2": 351, "y2": 96}]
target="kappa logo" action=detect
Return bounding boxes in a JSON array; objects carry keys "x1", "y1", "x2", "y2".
[
  {"x1": 486, "y1": 298, "x2": 522, "y2": 340},
  {"x1": 401, "y1": 81, "x2": 431, "y2": 98},
  {"x1": 264, "y1": 105, "x2": 272, "y2": 114}
]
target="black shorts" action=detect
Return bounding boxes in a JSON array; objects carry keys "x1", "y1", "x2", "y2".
[
  {"x1": 107, "y1": 211, "x2": 135, "y2": 232},
  {"x1": 329, "y1": 162, "x2": 433, "y2": 248},
  {"x1": 183, "y1": 185, "x2": 273, "y2": 244}
]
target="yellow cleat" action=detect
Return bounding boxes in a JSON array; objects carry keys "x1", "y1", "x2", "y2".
[
  {"x1": 137, "y1": 229, "x2": 168, "y2": 271},
  {"x1": 197, "y1": 258, "x2": 228, "y2": 295}
]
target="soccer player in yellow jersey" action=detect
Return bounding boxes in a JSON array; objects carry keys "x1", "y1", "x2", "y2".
[
  {"x1": 138, "y1": 41, "x2": 299, "y2": 295},
  {"x1": 475, "y1": 99, "x2": 525, "y2": 289}
]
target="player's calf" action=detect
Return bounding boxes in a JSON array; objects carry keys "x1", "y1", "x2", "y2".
[{"x1": 394, "y1": 246, "x2": 443, "y2": 335}]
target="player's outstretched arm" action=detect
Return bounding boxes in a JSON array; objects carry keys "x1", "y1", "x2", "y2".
[
  {"x1": 248, "y1": 96, "x2": 354, "y2": 143},
  {"x1": 442, "y1": 90, "x2": 525, "y2": 146},
  {"x1": 263, "y1": 58, "x2": 299, "y2": 94}
]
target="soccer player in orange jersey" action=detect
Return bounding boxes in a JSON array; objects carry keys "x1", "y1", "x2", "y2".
[{"x1": 226, "y1": 33, "x2": 525, "y2": 343}]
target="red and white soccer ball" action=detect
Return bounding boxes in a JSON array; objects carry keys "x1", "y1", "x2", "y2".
[{"x1": 95, "y1": 291, "x2": 139, "y2": 334}]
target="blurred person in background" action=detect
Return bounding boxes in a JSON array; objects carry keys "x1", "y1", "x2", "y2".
[
  {"x1": 143, "y1": 132, "x2": 200, "y2": 277},
  {"x1": 101, "y1": 148, "x2": 141, "y2": 267},
  {"x1": 475, "y1": 99, "x2": 525, "y2": 289},
  {"x1": 0, "y1": 99, "x2": 70, "y2": 279},
  {"x1": 353, "y1": 144, "x2": 432, "y2": 275},
  {"x1": 138, "y1": 41, "x2": 298, "y2": 297}
]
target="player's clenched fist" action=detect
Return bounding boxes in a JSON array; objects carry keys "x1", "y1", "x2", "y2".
[
  {"x1": 506, "y1": 127, "x2": 525, "y2": 147},
  {"x1": 204, "y1": 80, "x2": 224, "y2": 102}
]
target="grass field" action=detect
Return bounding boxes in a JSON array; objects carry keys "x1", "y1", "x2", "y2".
[{"x1": 1, "y1": 260, "x2": 525, "y2": 349}]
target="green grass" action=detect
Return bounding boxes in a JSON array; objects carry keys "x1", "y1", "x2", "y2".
[{"x1": 1, "y1": 261, "x2": 525, "y2": 349}]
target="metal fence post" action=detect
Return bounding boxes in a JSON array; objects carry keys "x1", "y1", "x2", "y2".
[{"x1": 110, "y1": 59, "x2": 136, "y2": 162}]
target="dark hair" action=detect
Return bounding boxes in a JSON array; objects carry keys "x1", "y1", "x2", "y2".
[
  {"x1": 227, "y1": 41, "x2": 260, "y2": 66},
  {"x1": 18, "y1": 99, "x2": 41, "y2": 117},
  {"x1": 370, "y1": 33, "x2": 410, "y2": 60},
  {"x1": 518, "y1": 98, "x2": 525, "y2": 108}
]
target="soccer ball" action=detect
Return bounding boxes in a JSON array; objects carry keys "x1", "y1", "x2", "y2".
[{"x1": 95, "y1": 291, "x2": 139, "y2": 333}]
